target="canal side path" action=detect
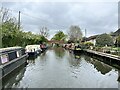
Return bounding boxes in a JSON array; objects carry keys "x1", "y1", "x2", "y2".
[{"x1": 84, "y1": 49, "x2": 120, "y2": 61}]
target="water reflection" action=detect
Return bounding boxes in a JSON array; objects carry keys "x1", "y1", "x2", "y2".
[
  {"x1": 2, "y1": 48, "x2": 119, "y2": 88},
  {"x1": 54, "y1": 47, "x2": 65, "y2": 58},
  {"x1": 40, "y1": 51, "x2": 47, "y2": 61},
  {"x1": 83, "y1": 55, "x2": 112, "y2": 75},
  {"x1": 2, "y1": 64, "x2": 26, "y2": 88},
  {"x1": 27, "y1": 56, "x2": 36, "y2": 64},
  {"x1": 74, "y1": 54, "x2": 81, "y2": 60},
  {"x1": 68, "y1": 53, "x2": 81, "y2": 68},
  {"x1": 118, "y1": 70, "x2": 120, "y2": 82}
]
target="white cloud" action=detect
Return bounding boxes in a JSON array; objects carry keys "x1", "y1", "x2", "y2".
[
  {"x1": 2, "y1": 1, "x2": 118, "y2": 39},
  {"x1": 1, "y1": 0, "x2": 120, "y2": 2}
]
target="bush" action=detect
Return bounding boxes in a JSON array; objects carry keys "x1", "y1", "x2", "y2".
[
  {"x1": 84, "y1": 42, "x2": 94, "y2": 49},
  {"x1": 96, "y1": 33, "x2": 114, "y2": 47}
]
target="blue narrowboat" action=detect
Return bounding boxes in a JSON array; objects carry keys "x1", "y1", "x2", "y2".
[{"x1": 0, "y1": 47, "x2": 28, "y2": 80}]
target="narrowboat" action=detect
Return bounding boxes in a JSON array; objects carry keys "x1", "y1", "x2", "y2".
[
  {"x1": 25, "y1": 45, "x2": 42, "y2": 57},
  {"x1": 0, "y1": 47, "x2": 28, "y2": 80},
  {"x1": 40, "y1": 44, "x2": 47, "y2": 53},
  {"x1": 73, "y1": 45, "x2": 82, "y2": 54}
]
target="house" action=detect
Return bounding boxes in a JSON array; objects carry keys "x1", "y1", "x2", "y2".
[
  {"x1": 111, "y1": 28, "x2": 120, "y2": 44},
  {"x1": 81, "y1": 28, "x2": 120, "y2": 46},
  {"x1": 86, "y1": 35, "x2": 98, "y2": 46}
]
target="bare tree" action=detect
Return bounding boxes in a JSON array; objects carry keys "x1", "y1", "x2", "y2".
[
  {"x1": 0, "y1": 7, "x2": 10, "y2": 23},
  {"x1": 68, "y1": 25, "x2": 82, "y2": 42},
  {"x1": 39, "y1": 26, "x2": 49, "y2": 38}
]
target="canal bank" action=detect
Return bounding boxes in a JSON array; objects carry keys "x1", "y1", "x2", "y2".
[
  {"x1": 82, "y1": 49, "x2": 120, "y2": 69},
  {"x1": 2, "y1": 47, "x2": 120, "y2": 88}
]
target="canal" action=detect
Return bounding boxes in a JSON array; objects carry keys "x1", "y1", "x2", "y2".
[{"x1": 2, "y1": 47, "x2": 120, "y2": 88}]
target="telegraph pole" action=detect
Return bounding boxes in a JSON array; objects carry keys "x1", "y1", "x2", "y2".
[
  {"x1": 85, "y1": 29, "x2": 87, "y2": 42},
  {"x1": 18, "y1": 11, "x2": 20, "y2": 30}
]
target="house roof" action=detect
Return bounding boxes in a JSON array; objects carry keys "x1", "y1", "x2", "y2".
[
  {"x1": 81, "y1": 35, "x2": 98, "y2": 42},
  {"x1": 82, "y1": 28, "x2": 120, "y2": 42},
  {"x1": 112, "y1": 28, "x2": 120, "y2": 36},
  {"x1": 86, "y1": 35, "x2": 98, "y2": 41}
]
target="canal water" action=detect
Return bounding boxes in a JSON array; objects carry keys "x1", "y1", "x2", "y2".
[{"x1": 3, "y1": 47, "x2": 120, "y2": 88}]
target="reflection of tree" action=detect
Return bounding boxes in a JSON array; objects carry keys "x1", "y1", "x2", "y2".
[
  {"x1": 68, "y1": 53, "x2": 81, "y2": 68},
  {"x1": 54, "y1": 47, "x2": 65, "y2": 58},
  {"x1": 84, "y1": 55, "x2": 112, "y2": 75}
]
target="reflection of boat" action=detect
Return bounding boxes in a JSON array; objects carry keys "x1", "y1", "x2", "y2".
[
  {"x1": 27, "y1": 56, "x2": 36, "y2": 64},
  {"x1": 74, "y1": 53, "x2": 81, "y2": 59},
  {"x1": 25, "y1": 45, "x2": 42, "y2": 57},
  {"x1": 75, "y1": 55, "x2": 81, "y2": 59},
  {"x1": 0, "y1": 47, "x2": 28, "y2": 80},
  {"x1": 2, "y1": 63, "x2": 26, "y2": 88},
  {"x1": 27, "y1": 56, "x2": 37, "y2": 60}
]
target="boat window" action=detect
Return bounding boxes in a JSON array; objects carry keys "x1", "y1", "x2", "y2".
[
  {"x1": 0, "y1": 54, "x2": 9, "y2": 64},
  {"x1": 8, "y1": 51, "x2": 17, "y2": 61},
  {"x1": 21, "y1": 49, "x2": 25, "y2": 55},
  {"x1": 16, "y1": 50, "x2": 22, "y2": 58}
]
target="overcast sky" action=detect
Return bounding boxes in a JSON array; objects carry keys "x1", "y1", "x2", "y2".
[{"x1": 2, "y1": 0, "x2": 119, "y2": 39}]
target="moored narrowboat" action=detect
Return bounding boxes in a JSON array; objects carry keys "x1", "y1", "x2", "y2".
[
  {"x1": 73, "y1": 45, "x2": 82, "y2": 54},
  {"x1": 40, "y1": 44, "x2": 47, "y2": 53},
  {"x1": 25, "y1": 45, "x2": 42, "y2": 57},
  {"x1": 0, "y1": 47, "x2": 28, "y2": 80}
]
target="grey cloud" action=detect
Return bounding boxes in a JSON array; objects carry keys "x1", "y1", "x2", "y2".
[{"x1": 2, "y1": 1, "x2": 118, "y2": 38}]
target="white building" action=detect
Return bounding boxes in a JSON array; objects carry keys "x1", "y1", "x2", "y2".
[{"x1": 86, "y1": 35, "x2": 98, "y2": 46}]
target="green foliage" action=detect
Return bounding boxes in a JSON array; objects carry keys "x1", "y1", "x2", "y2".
[
  {"x1": 116, "y1": 35, "x2": 120, "y2": 47},
  {"x1": 96, "y1": 33, "x2": 114, "y2": 47},
  {"x1": 84, "y1": 42, "x2": 94, "y2": 49},
  {"x1": 52, "y1": 31, "x2": 67, "y2": 41},
  {"x1": 84, "y1": 42, "x2": 94, "y2": 46},
  {"x1": 1, "y1": 18, "x2": 47, "y2": 48},
  {"x1": 1, "y1": 8, "x2": 48, "y2": 48},
  {"x1": 67, "y1": 40, "x2": 75, "y2": 43}
]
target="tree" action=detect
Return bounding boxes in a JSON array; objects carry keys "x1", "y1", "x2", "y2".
[
  {"x1": 1, "y1": 8, "x2": 21, "y2": 47},
  {"x1": 39, "y1": 26, "x2": 49, "y2": 38},
  {"x1": 96, "y1": 33, "x2": 114, "y2": 47},
  {"x1": 40, "y1": 36, "x2": 48, "y2": 43},
  {"x1": 115, "y1": 35, "x2": 120, "y2": 47},
  {"x1": 51, "y1": 31, "x2": 67, "y2": 41},
  {"x1": 68, "y1": 25, "x2": 82, "y2": 42},
  {"x1": 0, "y1": 7, "x2": 10, "y2": 23},
  {"x1": 1, "y1": 7, "x2": 45, "y2": 47}
]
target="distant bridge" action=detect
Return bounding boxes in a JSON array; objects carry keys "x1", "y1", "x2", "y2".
[{"x1": 48, "y1": 40, "x2": 65, "y2": 44}]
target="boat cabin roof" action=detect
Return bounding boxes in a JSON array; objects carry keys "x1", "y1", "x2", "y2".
[
  {"x1": 0, "y1": 46, "x2": 23, "y2": 54},
  {"x1": 25, "y1": 45, "x2": 40, "y2": 49}
]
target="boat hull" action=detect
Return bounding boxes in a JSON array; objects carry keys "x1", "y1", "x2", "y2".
[
  {"x1": 0, "y1": 53, "x2": 28, "y2": 80},
  {"x1": 73, "y1": 50, "x2": 82, "y2": 54},
  {"x1": 28, "y1": 52, "x2": 37, "y2": 57}
]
